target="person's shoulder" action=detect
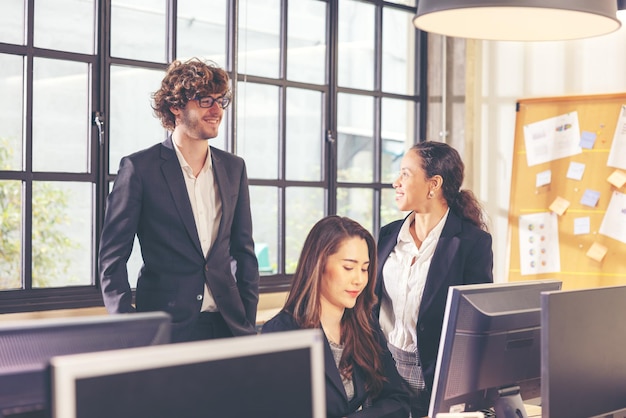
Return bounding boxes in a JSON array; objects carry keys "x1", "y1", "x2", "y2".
[
  {"x1": 261, "y1": 310, "x2": 297, "y2": 333},
  {"x1": 453, "y1": 214, "x2": 492, "y2": 242},
  {"x1": 379, "y1": 218, "x2": 405, "y2": 237},
  {"x1": 123, "y1": 142, "x2": 163, "y2": 161},
  {"x1": 210, "y1": 146, "x2": 245, "y2": 164}
]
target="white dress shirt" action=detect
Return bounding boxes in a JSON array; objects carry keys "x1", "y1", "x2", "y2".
[
  {"x1": 379, "y1": 209, "x2": 449, "y2": 352},
  {"x1": 173, "y1": 142, "x2": 222, "y2": 312}
]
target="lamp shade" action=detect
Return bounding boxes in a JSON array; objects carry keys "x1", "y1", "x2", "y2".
[
  {"x1": 618, "y1": 0, "x2": 626, "y2": 22},
  {"x1": 413, "y1": 0, "x2": 621, "y2": 41}
]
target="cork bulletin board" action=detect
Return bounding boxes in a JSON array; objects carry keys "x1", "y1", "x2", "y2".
[{"x1": 507, "y1": 93, "x2": 626, "y2": 290}]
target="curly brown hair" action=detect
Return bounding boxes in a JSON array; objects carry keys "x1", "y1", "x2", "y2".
[{"x1": 151, "y1": 58, "x2": 231, "y2": 131}]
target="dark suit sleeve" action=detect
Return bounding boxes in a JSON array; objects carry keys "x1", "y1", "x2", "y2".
[
  {"x1": 230, "y1": 161, "x2": 259, "y2": 327},
  {"x1": 98, "y1": 156, "x2": 139, "y2": 313},
  {"x1": 464, "y1": 229, "x2": 494, "y2": 285}
]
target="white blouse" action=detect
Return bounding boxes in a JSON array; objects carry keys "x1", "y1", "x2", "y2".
[{"x1": 379, "y1": 209, "x2": 449, "y2": 352}]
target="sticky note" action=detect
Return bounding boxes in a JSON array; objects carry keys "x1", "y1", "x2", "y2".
[
  {"x1": 566, "y1": 161, "x2": 585, "y2": 181},
  {"x1": 536, "y1": 170, "x2": 551, "y2": 187},
  {"x1": 580, "y1": 189, "x2": 600, "y2": 207},
  {"x1": 573, "y1": 217, "x2": 590, "y2": 235},
  {"x1": 607, "y1": 169, "x2": 626, "y2": 188},
  {"x1": 586, "y1": 242, "x2": 608, "y2": 262},
  {"x1": 549, "y1": 196, "x2": 570, "y2": 215},
  {"x1": 579, "y1": 131, "x2": 596, "y2": 149}
]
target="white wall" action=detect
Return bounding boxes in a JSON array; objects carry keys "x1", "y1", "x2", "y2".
[{"x1": 472, "y1": 23, "x2": 626, "y2": 282}]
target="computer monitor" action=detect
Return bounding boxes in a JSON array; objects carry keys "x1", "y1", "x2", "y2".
[
  {"x1": 541, "y1": 285, "x2": 626, "y2": 418},
  {"x1": 50, "y1": 328, "x2": 326, "y2": 418},
  {"x1": 0, "y1": 311, "x2": 171, "y2": 418},
  {"x1": 429, "y1": 280, "x2": 562, "y2": 418}
]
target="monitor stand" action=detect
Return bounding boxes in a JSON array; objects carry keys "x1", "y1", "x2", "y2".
[{"x1": 493, "y1": 386, "x2": 528, "y2": 418}]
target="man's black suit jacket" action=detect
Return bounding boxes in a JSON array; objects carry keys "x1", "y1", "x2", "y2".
[{"x1": 99, "y1": 137, "x2": 259, "y2": 341}]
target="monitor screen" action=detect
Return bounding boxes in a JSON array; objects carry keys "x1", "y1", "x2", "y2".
[
  {"x1": 0, "y1": 312, "x2": 171, "y2": 418},
  {"x1": 541, "y1": 285, "x2": 626, "y2": 418},
  {"x1": 50, "y1": 329, "x2": 326, "y2": 418},
  {"x1": 429, "y1": 280, "x2": 562, "y2": 418}
]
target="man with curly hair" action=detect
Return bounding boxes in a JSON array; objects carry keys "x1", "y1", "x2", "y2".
[{"x1": 99, "y1": 58, "x2": 259, "y2": 342}]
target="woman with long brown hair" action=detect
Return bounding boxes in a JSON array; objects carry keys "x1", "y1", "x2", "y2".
[
  {"x1": 262, "y1": 216, "x2": 410, "y2": 418},
  {"x1": 375, "y1": 141, "x2": 494, "y2": 417}
]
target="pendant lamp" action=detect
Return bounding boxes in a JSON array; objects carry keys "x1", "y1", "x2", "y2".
[
  {"x1": 619, "y1": 0, "x2": 626, "y2": 21},
  {"x1": 413, "y1": 0, "x2": 621, "y2": 41}
]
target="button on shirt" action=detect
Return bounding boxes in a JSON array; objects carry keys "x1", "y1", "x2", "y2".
[
  {"x1": 173, "y1": 142, "x2": 222, "y2": 312},
  {"x1": 379, "y1": 209, "x2": 449, "y2": 352}
]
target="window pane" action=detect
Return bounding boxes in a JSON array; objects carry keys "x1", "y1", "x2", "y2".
[
  {"x1": 238, "y1": 0, "x2": 280, "y2": 78},
  {"x1": 109, "y1": 65, "x2": 165, "y2": 174},
  {"x1": 0, "y1": 54, "x2": 23, "y2": 171},
  {"x1": 0, "y1": 180, "x2": 21, "y2": 290},
  {"x1": 32, "y1": 182, "x2": 92, "y2": 288},
  {"x1": 33, "y1": 58, "x2": 89, "y2": 173},
  {"x1": 337, "y1": 93, "x2": 373, "y2": 183},
  {"x1": 286, "y1": 88, "x2": 323, "y2": 181},
  {"x1": 0, "y1": 0, "x2": 25, "y2": 45},
  {"x1": 111, "y1": 0, "x2": 166, "y2": 63},
  {"x1": 34, "y1": 0, "x2": 95, "y2": 54},
  {"x1": 236, "y1": 82, "x2": 279, "y2": 179},
  {"x1": 382, "y1": 7, "x2": 415, "y2": 95},
  {"x1": 338, "y1": 0, "x2": 374, "y2": 90},
  {"x1": 250, "y1": 186, "x2": 278, "y2": 275},
  {"x1": 337, "y1": 187, "x2": 373, "y2": 233},
  {"x1": 382, "y1": 97, "x2": 414, "y2": 183},
  {"x1": 381, "y1": 187, "x2": 406, "y2": 227},
  {"x1": 177, "y1": 0, "x2": 227, "y2": 63},
  {"x1": 386, "y1": 0, "x2": 416, "y2": 5},
  {"x1": 285, "y1": 187, "x2": 323, "y2": 274},
  {"x1": 287, "y1": 0, "x2": 326, "y2": 85}
]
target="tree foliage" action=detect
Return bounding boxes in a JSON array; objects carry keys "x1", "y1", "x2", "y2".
[{"x1": 0, "y1": 138, "x2": 78, "y2": 290}]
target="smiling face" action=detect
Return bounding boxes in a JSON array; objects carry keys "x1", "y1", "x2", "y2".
[
  {"x1": 172, "y1": 94, "x2": 224, "y2": 140},
  {"x1": 320, "y1": 237, "x2": 370, "y2": 314},
  {"x1": 393, "y1": 149, "x2": 433, "y2": 212}
]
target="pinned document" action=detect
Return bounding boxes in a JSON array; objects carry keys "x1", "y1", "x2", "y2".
[
  {"x1": 599, "y1": 191, "x2": 626, "y2": 244},
  {"x1": 523, "y1": 112, "x2": 582, "y2": 167},
  {"x1": 519, "y1": 212, "x2": 560, "y2": 276}
]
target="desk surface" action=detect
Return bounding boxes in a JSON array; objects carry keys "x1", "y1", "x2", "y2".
[{"x1": 429, "y1": 404, "x2": 542, "y2": 418}]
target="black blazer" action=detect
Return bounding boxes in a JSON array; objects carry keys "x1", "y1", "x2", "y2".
[
  {"x1": 262, "y1": 311, "x2": 410, "y2": 418},
  {"x1": 374, "y1": 211, "x2": 493, "y2": 394},
  {"x1": 99, "y1": 137, "x2": 259, "y2": 341}
]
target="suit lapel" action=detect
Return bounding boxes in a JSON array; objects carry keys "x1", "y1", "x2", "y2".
[
  {"x1": 160, "y1": 138, "x2": 204, "y2": 257},
  {"x1": 209, "y1": 148, "x2": 228, "y2": 245},
  {"x1": 324, "y1": 340, "x2": 346, "y2": 397},
  {"x1": 419, "y1": 212, "x2": 462, "y2": 316}
]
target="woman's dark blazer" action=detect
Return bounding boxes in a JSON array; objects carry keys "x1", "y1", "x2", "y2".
[
  {"x1": 262, "y1": 311, "x2": 410, "y2": 418},
  {"x1": 374, "y1": 210, "x2": 494, "y2": 394}
]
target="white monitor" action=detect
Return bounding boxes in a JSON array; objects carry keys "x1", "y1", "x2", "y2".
[{"x1": 50, "y1": 329, "x2": 326, "y2": 418}]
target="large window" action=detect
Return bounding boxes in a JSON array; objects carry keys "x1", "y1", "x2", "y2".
[{"x1": 0, "y1": 0, "x2": 425, "y2": 313}]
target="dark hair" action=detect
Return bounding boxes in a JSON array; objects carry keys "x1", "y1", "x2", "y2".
[
  {"x1": 282, "y1": 215, "x2": 387, "y2": 397},
  {"x1": 151, "y1": 58, "x2": 230, "y2": 131},
  {"x1": 411, "y1": 141, "x2": 489, "y2": 231}
]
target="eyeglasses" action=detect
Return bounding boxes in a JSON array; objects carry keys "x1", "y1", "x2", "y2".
[{"x1": 195, "y1": 94, "x2": 232, "y2": 109}]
